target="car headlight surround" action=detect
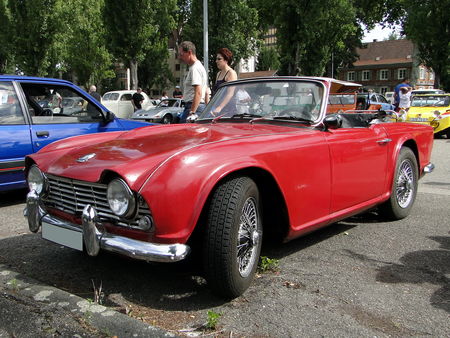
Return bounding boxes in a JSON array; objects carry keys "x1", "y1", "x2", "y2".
[
  {"x1": 27, "y1": 165, "x2": 47, "y2": 195},
  {"x1": 107, "y1": 178, "x2": 136, "y2": 217}
]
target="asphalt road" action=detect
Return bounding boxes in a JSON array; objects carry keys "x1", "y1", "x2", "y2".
[{"x1": 0, "y1": 139, "x2": 449, "y2": 337}]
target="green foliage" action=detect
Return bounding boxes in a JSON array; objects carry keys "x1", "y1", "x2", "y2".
[
  {"x1": 103, "y1": 0, "x2": 177, "y2": 89},
  {"x1": 402, "y1": 0, "x2": 450, "y2": 91},
  {"x1": 0, "y1": 0, "x2": 14, "y2": 73},
  {"x1": 205, "y1": 310, "x2": 221, "y2": 330},
  {"x1": 258, "y1": 256, "x2": 279, "y2": 273},
  {"x1": 8, "y1": 0, "x2": 61, "y2": 76},
  {"x1": 56, "y1": 0, "x2": 114, "y2": 87},
  {"x1": 256, "y1": 47, "x2": 280, "y2": 71},
  {"x1": 183, "y1": 0, "x2": 260, "y2": 84}
]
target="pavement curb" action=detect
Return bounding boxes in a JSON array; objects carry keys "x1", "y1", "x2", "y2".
[{"x1": 0, "y1": 264, "x2": 176, "y2": 337}]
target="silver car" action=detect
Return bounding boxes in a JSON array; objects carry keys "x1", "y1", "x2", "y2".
[{"x1": 131, "y1": 98, "x2": 184, "y2": 124}]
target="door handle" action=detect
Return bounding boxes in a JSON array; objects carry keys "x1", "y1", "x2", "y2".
[
  {"x1": 36, "y1": 131, "x2": 49, "y2": 137},
  {"x1": 376, "y1": 138, "x2": 391, "y2": 144}
]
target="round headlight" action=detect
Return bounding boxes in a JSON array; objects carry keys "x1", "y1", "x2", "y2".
[
  {"x1": 27, "y1": 165, "x2": 46, "y2": 194},
  {"x1": 107, "y1": 179, "x2": 135, "y2": 217}
]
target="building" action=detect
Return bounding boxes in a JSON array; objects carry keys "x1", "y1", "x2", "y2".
[{"x1": 338, "y1": 39, "x2": 435, "y2": 94}]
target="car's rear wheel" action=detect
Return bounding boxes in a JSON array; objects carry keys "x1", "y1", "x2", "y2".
[
  {"x1": 162, "y1": 114, "x2": 172, "y2": 124},
  {"x1": 378, "y1": 147, "x2": 418, "y2": 220},
  {"x1": 203, "y1": 176, "x2": 262, "y2": 298}
]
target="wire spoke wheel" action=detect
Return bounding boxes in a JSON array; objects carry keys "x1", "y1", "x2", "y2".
[
  {"x1": 237, "y1": 197, "x2": 260, "y2": 278},
  {"x1": 396, "y1": 159, "x2": 414, "y2": 208}
]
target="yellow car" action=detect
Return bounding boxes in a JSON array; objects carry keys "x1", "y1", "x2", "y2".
[{"x1": 402, "y1": 94, "x2": 450, "y2": 138}]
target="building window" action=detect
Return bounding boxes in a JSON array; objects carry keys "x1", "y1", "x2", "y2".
[
  {"x1": 430, "y1": 72, "x2": 434, "y2": 80},
  {"x1": 380, "y1": 69, "x2": 388, "y2": 80},
  {"x1": 380, "y1": 87, "x2": 388, "y2": 94},
  {"x1": 398, "y1": 68, "x2": 406, "y2": 80},
  {"x1": 362, "y1": 70, "x2": 370, "y2": 81},
  {"x1": 347, "y1": 71, "x2": 355, "y2": 81},
  {"x1": 419, "y1": 67, "x2": 425, "y2": 79}
]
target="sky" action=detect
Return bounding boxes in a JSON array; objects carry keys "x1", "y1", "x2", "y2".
[{"x1": 362, "y1": 24, "x2": 401, "y2": 43}]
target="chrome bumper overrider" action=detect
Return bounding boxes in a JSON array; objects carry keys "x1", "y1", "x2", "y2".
[
  {"x1": 424, "y1": 162, "x2": 435, "y2": 174},
  {"x1": 25, "y1": 190, "x2": 190, "y2": 262}
]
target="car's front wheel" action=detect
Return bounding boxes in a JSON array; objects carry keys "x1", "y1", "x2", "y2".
[
  {"x1": 378, "y1": 147, "x2": 418, "y2": 220},
  {"x1": 162, "y1": 114, "x2": 172, "y2": 124},
  {"x1": 203, "y1": 176, "x2": 262, "y2": 298}
]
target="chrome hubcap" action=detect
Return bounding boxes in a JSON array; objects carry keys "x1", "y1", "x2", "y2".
[
  {"x1": 237, "y1": 197, "x2": 260, "y2": 277},
  {"x1": 396, "y1": 159, "x2": 414, "y2": 208}
]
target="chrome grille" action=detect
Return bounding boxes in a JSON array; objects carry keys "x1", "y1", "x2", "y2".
[{"x1": 43, "y1": 174, "x2": 151, "y2": 229}]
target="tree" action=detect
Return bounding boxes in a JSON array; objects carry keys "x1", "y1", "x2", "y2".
[
  {"x1": 256, "y1": 47, "x2": 280, "y2": 71},
  {"x1": 56, "y1": 0, "x2": 114, "y2": 87},
  {"x1": 8, "y1": 0, "x2": 61, "y2": 76},
  {"x1": 103, "y1": 0, "x2": 176, "y2": 89},
  {"x1": 0, "y1": 0, "x2": 14, "y2": 73},
  {"x1": 183, "y1": 0, "x2": 260, "y2": 83},
  {"x1": 401, "y1": 0, "x2": 450, "y2": 91}
]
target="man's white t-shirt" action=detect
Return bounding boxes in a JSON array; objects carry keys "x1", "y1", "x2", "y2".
[
  {"x1": 183, "y1": 60, "x2": 207, "y2": 103},
  {"x1": 399, "y1": 91, "x2": 412, "y2": 109}
]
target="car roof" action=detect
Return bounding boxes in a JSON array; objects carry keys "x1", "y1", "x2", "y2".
[
  {"x1": 413, "y1": 94, "x2": 449, "y2": 97},
  {"x1": 0, "y1": 75, "x2": 74, "y2": 86},
  {"x1": 104, "y1": 90, "x2": 141, "y2": 94}
]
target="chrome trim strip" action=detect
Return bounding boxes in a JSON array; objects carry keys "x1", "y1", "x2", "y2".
[{"x1": 25, "y1": 194, "x2": 190, "y2": 263}]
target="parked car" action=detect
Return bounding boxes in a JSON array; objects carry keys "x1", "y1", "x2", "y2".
[
  {"x1": 25, "y1": 77, "x2": 434, "y2": 298},
  {"x1": 101, "y1": 90, "x2": 153, "y2": 119},
  {"x1": 384, "y1": 91, "x2": 395, "y2": 104},
  {"x1": 0, "y1": 75, "x2": 152, "y2": 192},
  {"x1": 400, "y1": 94, "x2": 450, "y2": 138},
  {"x1": 356, "y1": 92, "x2": 395, "y2": 111},
  {"x1": 131, "y1": 98, "x2": 184, "y2": 124},
  {"x1": 412, "y1": 88, "x2": 445, "y2": 95}
]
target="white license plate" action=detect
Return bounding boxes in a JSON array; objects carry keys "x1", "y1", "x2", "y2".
[
  {"x1": 42, "y1": 222, "x2": 83, "y2": 251},
  {"x1": 409, "y1": 118, "x2": 428, "y2": 122}
]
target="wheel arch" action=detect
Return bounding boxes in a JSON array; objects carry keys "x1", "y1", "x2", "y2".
[{"x1": 187, "y1": 166, "x2": 290, "y2": 250}]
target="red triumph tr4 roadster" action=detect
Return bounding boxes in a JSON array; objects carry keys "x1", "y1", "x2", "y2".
[{"x1": 25, "y1": 77, "x2": 434, "y2": 298}]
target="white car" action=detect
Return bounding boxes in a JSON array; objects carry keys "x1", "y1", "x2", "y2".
[{"x1": 102, "y1": 90, "x2": 153, "y2": 118}]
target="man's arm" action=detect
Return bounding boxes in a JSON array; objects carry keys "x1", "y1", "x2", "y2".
[{"x1": 190, "y1": 85, "x2": 202, "y2": 114}]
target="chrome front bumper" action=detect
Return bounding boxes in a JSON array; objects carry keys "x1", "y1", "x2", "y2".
[
  {"x1": 424, "y1": 162, "x2": 435, "y2": 174},
  {"x1": 25, "y1": 190, "x2": 190, "y2": 263}
]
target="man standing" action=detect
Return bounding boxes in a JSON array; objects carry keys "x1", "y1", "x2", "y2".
[
  {"x1": 394, "y1": 78, "x2": 411, "y2": 111},
  {"x1": 132, "y1": 88, "x2": 144, "y2": 111},
  {"x1": 173, "y1": 85, "x2": 183, "y2": 98},
  {"x1": 178, "y1": 41, "x2": 207, "y2": 122},
  {"x1": 89, "y1": 85, "x2": 101, "y2": 102}
]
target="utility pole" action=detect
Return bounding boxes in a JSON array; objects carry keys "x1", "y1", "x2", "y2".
[{"x1": 203, "y1": 0, "x2": 209, "y2": 80}]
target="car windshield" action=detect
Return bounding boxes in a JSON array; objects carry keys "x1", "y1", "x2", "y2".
[
  {"x1": 158, "y1": 99, "x2": 178, "y2": 107},
  {"x1": 328, "y1": 94, "x2": 355, "y2": 105},
  {"x1": 199, "y1": 80, "x2": 324, "y2": 122},
  {"x1": 103, "y1": 93, "x2": 119, "y2": 101},
  {"x1": 411, "y1": 96, "x2": 450, "y2": 107}
]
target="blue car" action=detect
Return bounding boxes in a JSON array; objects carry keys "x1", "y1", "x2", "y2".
[
  {"x1": 357, "y1": 92, "x2": 396, "y2": 111},
  {"x1": 0, "y1": 75, "x2": 152, "y2": 192}
]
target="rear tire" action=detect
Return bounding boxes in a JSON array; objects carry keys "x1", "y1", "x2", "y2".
[
  {"x1": 162, "y1": 114, "x2": 172, "y2": 124},
  {"x1": 203, "y1": 176, "x2": 262, "y2": 299},
  {"x1": 378, "y1": 147, "x2": 418, "y2": 220}
]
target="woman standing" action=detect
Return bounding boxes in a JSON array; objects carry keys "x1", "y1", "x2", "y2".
[{"x1": 212, "y1": 48, "x2": 238, "y2": 114}]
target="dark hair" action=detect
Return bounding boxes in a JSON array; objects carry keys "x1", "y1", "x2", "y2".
[
  {"x1": 180, "y1": 41, "x2": 196, "y2": 55},
  {"x1": 217, "y1": 48, "x2": 233, "y2": 65}
]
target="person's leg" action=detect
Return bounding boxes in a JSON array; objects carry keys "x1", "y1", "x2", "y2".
[{"x1": 180, "y1": 102, "x2": 192, "y2": 123}]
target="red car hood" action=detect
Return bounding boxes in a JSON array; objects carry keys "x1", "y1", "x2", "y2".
[{"x1": 32, "y1": 123, "x2": 304, "y2": 189}]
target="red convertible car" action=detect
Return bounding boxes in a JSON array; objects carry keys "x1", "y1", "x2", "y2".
[{"x1": 25, "y1": 77, "x2": 434, "y2": 298}]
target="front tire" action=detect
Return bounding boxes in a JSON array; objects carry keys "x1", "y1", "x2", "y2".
[
  {"x1": 203, "y1": 176, "x2": 262, "y2": 298},
  {"x1": 379, "y1": 147, "x2": 418, "y2": 220},
  {"x1": 162, "y1": 114, "x2": 172, "y2": 124}
]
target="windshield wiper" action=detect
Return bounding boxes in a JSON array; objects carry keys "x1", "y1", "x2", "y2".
[
  {"x1": 230, "y1": 113, "x2": 264, "y2": 118},
  {"x1": 272, "y1": 116, "x2": 313, "y2": 124}
]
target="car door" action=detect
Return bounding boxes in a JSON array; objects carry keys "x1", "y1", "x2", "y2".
[
  {"x1": 325, "y1": 122, "x2": 389, "y2": 212},
  {"x1": 118, "y1": 93, "x2": 133, "y2": 118},
  {"x1": 20, "y1": 81, "x2": 127, "y2": 154},
  {"x1": 0, "y1": 81, "x2": 33, "y2": 191}
]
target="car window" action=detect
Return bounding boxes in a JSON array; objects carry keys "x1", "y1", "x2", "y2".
[
  {"x1": 378, "y1": 95, "x2": 388, "y2": 103},
  {"x1": 20, "y1": 83, "x2": 103, "y2": 124},
  {"x1": 120, "y1": 94, "x2": 132, "y2": 101},
  {"x1": 0, "y1": 82, "x2": 26, "y2": 125}
]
